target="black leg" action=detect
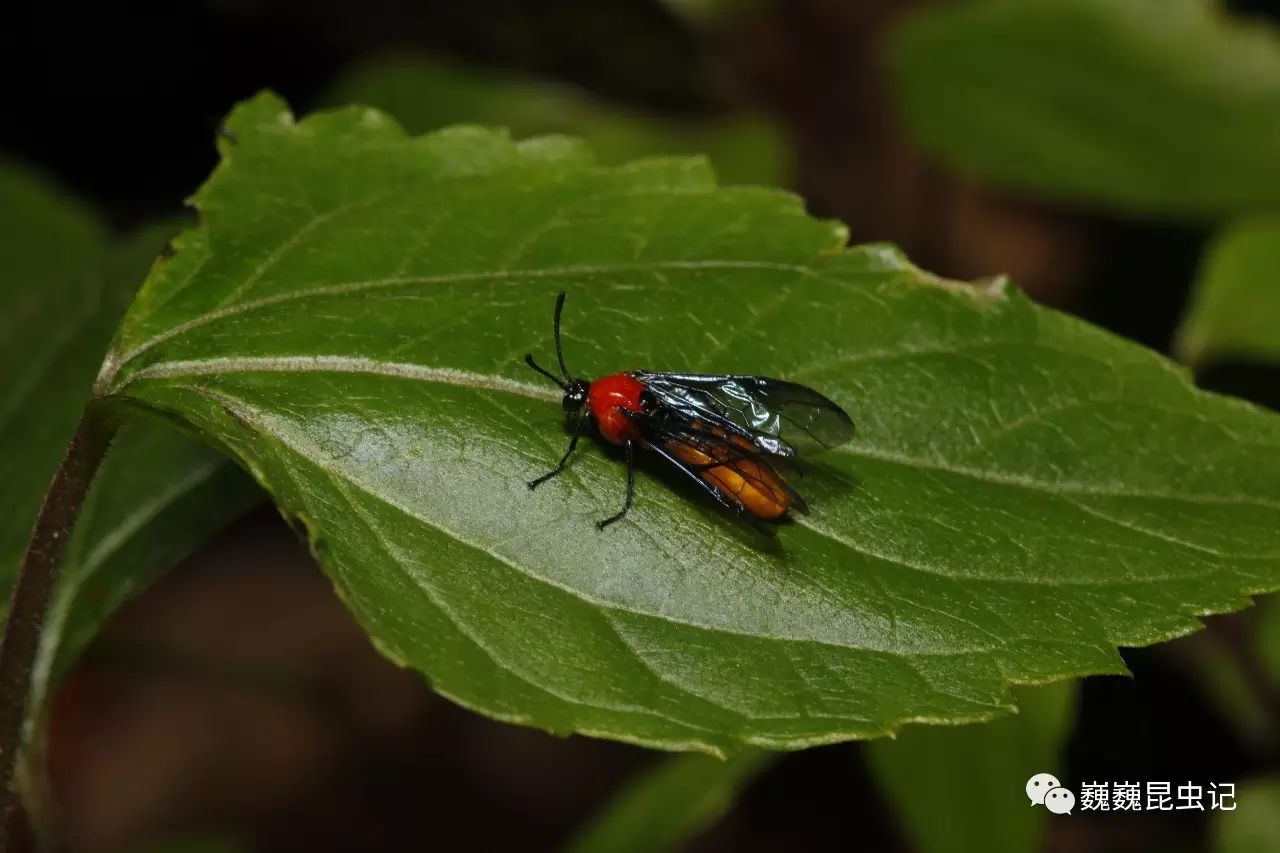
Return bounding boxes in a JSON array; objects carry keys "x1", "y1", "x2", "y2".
[
  {"x1": 528, "y1": 418, "x2": 586, "y2": 490},
  {"x1": 597, "y1": 440, "x2": 635, "y2": 530}
]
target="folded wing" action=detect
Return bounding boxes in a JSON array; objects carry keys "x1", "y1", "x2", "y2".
[
  {"x1": 636, "y1": 411, "x2": 807, "y2": 522},
  {"x1": 633, "y1": 372, "x2": 854, "y2": 458}
]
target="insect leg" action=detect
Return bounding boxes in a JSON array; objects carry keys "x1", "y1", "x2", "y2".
[
  {"x1": 528, "y1": 416, "x2": 587, "y2": 490},
  {"x1": 597, "y1": 439, "x2": 635, "y2": 530}
]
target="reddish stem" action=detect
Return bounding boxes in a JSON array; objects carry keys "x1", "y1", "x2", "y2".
[{"x1": 0, "y1": 411, "x2": 114, "y2": 852}]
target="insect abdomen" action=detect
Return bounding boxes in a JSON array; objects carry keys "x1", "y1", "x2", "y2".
[{"x1": 666, "y1": 429, "x2": 792, "y2": 519}]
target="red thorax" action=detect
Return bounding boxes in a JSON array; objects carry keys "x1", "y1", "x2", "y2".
[{"x1": 587, "y1": 372, "x2": 645, "y2": 444}]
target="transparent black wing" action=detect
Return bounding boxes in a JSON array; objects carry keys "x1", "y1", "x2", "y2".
[{"x1": 633, "y1": 372, "x2": 853, "y2": 457}]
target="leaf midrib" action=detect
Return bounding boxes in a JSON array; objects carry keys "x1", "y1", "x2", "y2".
[
  {"x1": 179, "y1": 382, "x2": 1015, "y2": 657},
  {"x1": 123, "y1": 365, "x2": 1260, "y2": 663},
  {"x1": 121, "y1": 354, "x2": 1280, "y2": 518},
  {"x1": 97, "y1": 259, "x2": 829, "y2": 396}
]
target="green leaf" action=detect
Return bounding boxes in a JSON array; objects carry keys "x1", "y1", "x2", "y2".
[
  {"x1": 96, "y1": 92, "x2": 1280, "y2": 755},
  {"x1": 325, "y1": 53, "x2": 786, "y2": 187},
  {"x1": 29, "y1": 229, "x2": 262, "y2": 720},
  {"x1": 1172, "y1": 217, "x2": 1280, "y2": 740},
  {"x1": 0, "y1": 161, "x2": 261, "y2": 727},
  {"x1": 1172, "y1": 213, "x2": 1280, "y2": 737},
  {"x1": 1182, "y1": 624, "x2": 1279, "y2": 750},
  {"x1": 1212, "y1": 777, "x2": 1280, "y2": 853},
  {"x1": 0, "y1": 156, "x2": 104, "y2": 295},
  {"x1": 34, "y1": 413, "x2": 260, "y2": 701},
  {"x1": 885, "y1": 0, "x2": 1280, "y2": 218},
  {"x1": 867, "y1": 682, "x2": 1078, "y2": 853},
  {"x1": 1192, "y1": 596, "x2": 1280, "y2": 749},
  {"x1": 563, "y1": 750, "x2": 773, "y2": 853},
  {"x1": 1176, "y1": 218, "x2": 1280, "y2": 365},
  {"x1": 0, "y1": 157, "x2": 107, "y2": 574}
]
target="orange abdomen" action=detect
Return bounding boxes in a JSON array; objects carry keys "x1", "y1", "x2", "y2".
[{"x1": 667, "y1": 432, "x2": 792, "y2": 519}]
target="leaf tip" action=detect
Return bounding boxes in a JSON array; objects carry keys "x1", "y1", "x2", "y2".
[
  {"x1": 514, "y1": 134, "x2": 596, "y2": 168},
  {"x1": 976, "y1": 273, "x2": 1014, "y2": 300},
  {"x1": 221, "y1": 90, "x2": 297, "y2": 143},
  {"x1": 863, "y1": 245, "x2": 1016, "y2": 304}
]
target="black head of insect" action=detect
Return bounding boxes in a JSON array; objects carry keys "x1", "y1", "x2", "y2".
[{"x1": 525, "y1": 291, "x2": 590, "y2": 414}]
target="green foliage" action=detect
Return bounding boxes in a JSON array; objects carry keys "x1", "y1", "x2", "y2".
[
  {"x1": 563, "y1": 750, "x2": 773, "y2": 853},
  {"x1": 1177, "y1": 218, "x2": 1280, "y2": 364},
  {"x1": 0, "y1": 158, "x2": 107, "y2": 576},
  {"x1": 886, "y1": 0, "x2": 1280, "y2": 218},
  {"x1": 1171, "y1": 209, "x2": 1280, "y2": 751},
  {"x1": 325, "y1": 54, "x2": 786, "y2": 187},
  {"x1": 0, "y1": 162, "x2": 260, "y2": 728},
  {"x1": 1212, "y1": 777, "x2": 1280, "y2": 853},
  {"x1": 0, "y1": 156, "x2": 104, "y2": 300},
  {"x1": 88, "y1": 92, "x2": 1280, "y2": 754},
  {"x1": 34, "y1": 411, "x2": 260, "y2": 707},
  {"x1": 1183, "y1": 623, "x2": 1280, "y2": 750},
  {"x1": 867, "y1": 682, "x2": 1077, "y2": 853}
]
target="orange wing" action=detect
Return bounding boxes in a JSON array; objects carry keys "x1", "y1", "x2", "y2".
[{"x1": 658, "y1": 422, "x2": 798, "y2": 520}]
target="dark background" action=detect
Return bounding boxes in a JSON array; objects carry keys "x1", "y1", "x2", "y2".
[{"x1": 4, "y1": 1, "x2": 1278, "y2": 851}]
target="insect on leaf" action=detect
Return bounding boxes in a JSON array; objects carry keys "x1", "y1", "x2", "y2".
[{"x1": 93, "y1": 93, "x2": 1280, "y2": 754}]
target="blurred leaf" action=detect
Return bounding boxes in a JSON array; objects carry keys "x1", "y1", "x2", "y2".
[
  {"x1": 0, "y1": 157, "x2": 107, "y2": 575},
  {"x1": 1173, "y1": 217, "x2": 1280, "y2": 742},
  {"x1": 34, "y1": 413, "x2": 261, "y2": 702},
  {"x1": 563, "y1": 750, "x2": 773, "y2": 853},
  {"x1": 658, "y1": 0, "x2": 764, "y2": 28},
  {"x1": 1213, "y1": 777, "x2": 1280, "y2": 853},
  {"x1": 0, "y1": 156, "x2": 104, "y2": 296},
  {"x1": 93, "y1": 92, "x2": 1280, "y2": 754},
  {"x1": 1177, "y1": 218, "x2": 1280, "y2": 365},
  {"x1": 867, "y1": 682, "x2": 1077, "y2": 853},
  {"x1": 886, "y1": 0, "x2": 1280, "y2": 218},
  {"x1": 325, "y1": 53, "x2": 786, "y2": 187},
  {"x1": 1182, "y1": 624, "x2": 1278, "y2": 750},
  {"x1": 0, "y1": 162, "x2": 260, "y2": 731}
]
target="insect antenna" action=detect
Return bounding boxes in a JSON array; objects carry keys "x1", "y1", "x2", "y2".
[
  {"x1": 552, "y1": 290, "x2": 572, "y2": 380},
  {"x1": 524, "y1": 354, "x2": 566, "y2": 389},
  {"x1": 524, "y1": 289, "x2": 581, "y2": 389},
  {"x1": 524, "y1": 291, "x2": 575, "y2": 389}
]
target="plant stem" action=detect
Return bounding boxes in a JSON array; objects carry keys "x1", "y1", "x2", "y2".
[{"x1": 0, "y1": 410, "x2": 115, "y2": 852}]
